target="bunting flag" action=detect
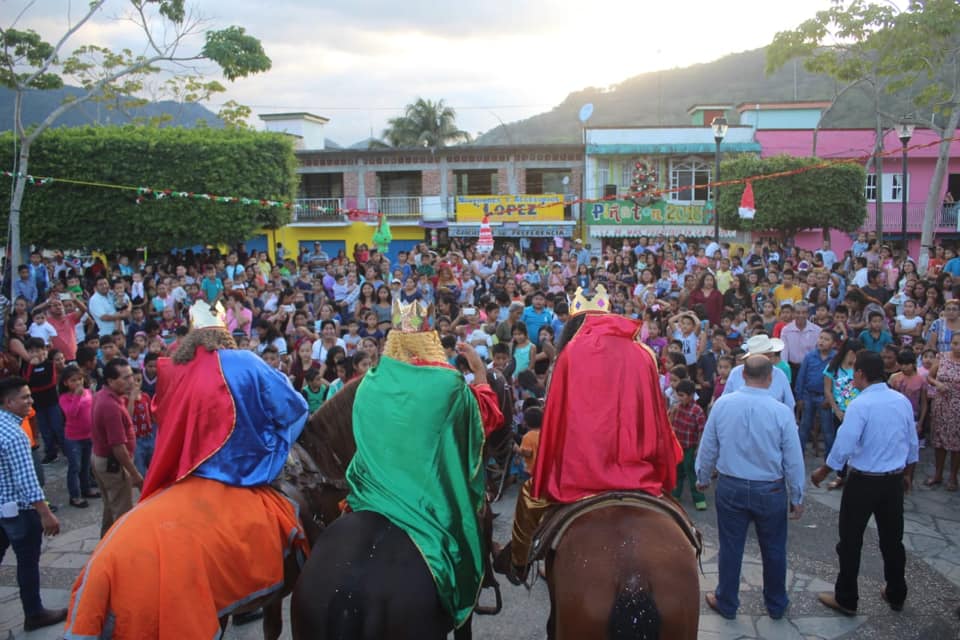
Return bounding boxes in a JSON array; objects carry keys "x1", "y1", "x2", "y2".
[
  {"x1": 739, "y1": 181, "x2": 756, "y2": 220},
  {"x1": 476, "y1": 215, "x2": 494, "y2": 253}
]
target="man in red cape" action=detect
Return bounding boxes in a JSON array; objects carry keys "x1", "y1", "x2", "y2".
[{"x1": 496, "y1": 286, "x2": 682, "y2": 582}]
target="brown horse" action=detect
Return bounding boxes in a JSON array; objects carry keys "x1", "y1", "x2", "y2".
[
  {"x1": 230, "y1": 378, "x2": 363, "y2": 638},
  {"x1": 541, "y1": 501, "x2": 701, "y2": 640}
]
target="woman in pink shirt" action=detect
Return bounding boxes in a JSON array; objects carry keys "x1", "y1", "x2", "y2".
[{"x1": 59, "y1": 365, "x2": 98, "y2": 508}]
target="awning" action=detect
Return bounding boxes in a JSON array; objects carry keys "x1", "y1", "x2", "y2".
[
  {"x1": 589, "y1": 225, "x2": 736, "y2": 239},
  {"x1": 587, "y1": 143, "x2": 761, "y2": 154}
]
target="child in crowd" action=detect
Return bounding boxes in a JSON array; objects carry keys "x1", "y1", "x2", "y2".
[
  {"x1": 302, "y1": 368, "x2": 328, "y2": 414},
  {"x1": 128, "y1": 367, "x2": 154, "y2": 477},
  {"x1": 644, "y1": 318, "x2": 668, "y2": 360},
  {"x1": 516, "y1": 405, "x2": 543, "y2": 482},
  {"x1": 881, "y1": 344, "x2": 901, "y2": 381},
  {"x1": 669, "y1": 379, "x2": 707, "y2": 511},
  {"x1": 27, "y1": 308, "x2": 57, "y2": 346},
  {"x1": 141, "y1": 353, "x2": 159, "y2": 396},
  {"x1": 888, "y1": 349, "x2": 927, "y2": 443},
  {"x1": 894, "y1": 299, "x2": 924, "y2": 347},
  {"x1": 58, "y1": 364, "x2": 97, "y2": 508},
  {"x1": 261, "y1": 345, "x2": 284, "y2": 375},
  {"x1": 859, "y1": 310, "x2": 894, "y2": 353},
  {"x1": 25, "y1": 337, "x2": 62, "y2": 464},
  {"x1": 511, "y1": 322, "x2": 535, "y2": 381},
  {"x1": 343, "y1": 319, "x2": 362, "y2": 356},
  {"x1": 711, "y1": 355, "x2": 735, "y2": 410},
  {"x1": 665, "y1": 364, "x2": 689, "y2": 408}
]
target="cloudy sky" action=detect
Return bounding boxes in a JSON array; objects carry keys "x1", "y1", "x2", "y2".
[{"x1": 12, "y1": 0, "x2": 835, "y2": 145}]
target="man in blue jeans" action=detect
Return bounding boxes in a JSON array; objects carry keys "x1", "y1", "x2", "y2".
[
  {"x1": 696, "y1": 355, "x2": 806, "y2": 619},
  {"x1": 0, "y1": 376, "x2": 66, "y2": 631}
]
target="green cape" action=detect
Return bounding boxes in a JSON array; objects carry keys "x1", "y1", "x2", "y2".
[{"x1": 346, "y1": 356, "x2": 485, "y2": 627}]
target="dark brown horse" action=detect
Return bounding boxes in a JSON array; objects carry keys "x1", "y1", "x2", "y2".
[
  {"x1": 540, "y1": 500, "x2": 701, "y2": 640},
  {"x1": 289, "y1": 373, "x2": 509, "y2": 640},
  {"x1": 223, "y1": 379, "x2": 362, "y2": 639}
]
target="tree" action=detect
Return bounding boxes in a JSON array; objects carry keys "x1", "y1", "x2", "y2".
[
  {"x1": 888, "y1": 1, "x2": 960, "y2": 266},
  {"x1": 0, "y1": 0, "x2": 271, "y2": 279},
  {"x1": 716, "y1": 155, "x2": 867, "y2": 238},
  {"x1": 379, "y1": 98, "x2": 471, "y2": 148},
  {"x1": 766, "y1": 0, "x2": 899, "y2": 242},
  {"x1": 767, "y1": 0, "x2": 960, "y2": 261},
  {"x1": 0, "y1": 126, "x2": 297, "y2": 251}
]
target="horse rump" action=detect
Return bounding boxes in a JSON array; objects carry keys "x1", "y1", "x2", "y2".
[{"x1": 607, "y1": 575, "x2": 661, "y2": 640}]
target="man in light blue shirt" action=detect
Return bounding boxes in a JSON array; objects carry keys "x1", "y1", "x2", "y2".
[
  {"x1": 811, "y1": 351, "x2": 917, "y2": 617},
  {"x1": 722, "y1": 335, "x2": 796, "y2": 412},
  {"x1": 696, "y1": 356, "x2": 805, "y2": 621}
]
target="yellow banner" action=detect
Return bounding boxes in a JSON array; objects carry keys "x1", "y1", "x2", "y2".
[{"x1": 454, "y1": 194, "x2": 565, "y2": 222}]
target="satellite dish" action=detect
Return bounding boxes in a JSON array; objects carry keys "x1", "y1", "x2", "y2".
[{"x1": 578, "y1": 103, "x2": 594, "y2": 123}]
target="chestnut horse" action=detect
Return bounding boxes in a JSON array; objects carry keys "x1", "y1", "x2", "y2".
[
  {"x1": 541, "y1": 503, "x2": 701, "y2": 640},
  {"x1": 290, "y1": 372, "x2": 510, "y2": 640}
]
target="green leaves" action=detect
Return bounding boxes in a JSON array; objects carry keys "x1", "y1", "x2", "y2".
[
  {"x1": 0, "y1": 28, "x2": 63, "y2": 90},
  {"x1": 0, "y1": 126, "x2": 297, "y2": 251},
  {"x1": 381, "y1": 98, "x2": 471, "y2": 148},
  {"x1": 717, "y1": 155, "x2": 867, "y2": 235},
  {"x1": 203, "y1": 27, "x2": 272, "y2": 81}
]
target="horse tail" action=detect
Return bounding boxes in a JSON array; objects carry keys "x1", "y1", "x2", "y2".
[{"x1": 607, "y1": 575, "x2": 661, "y2": 640}]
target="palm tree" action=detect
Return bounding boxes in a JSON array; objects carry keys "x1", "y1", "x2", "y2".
[{"x1": 378, "y1": 98, "x2": 471, "y2": 148}]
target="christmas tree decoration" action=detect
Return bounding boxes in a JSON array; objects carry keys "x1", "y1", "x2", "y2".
[{"x1": 627, "y1": 160, "x2": 662, "y2": 207}]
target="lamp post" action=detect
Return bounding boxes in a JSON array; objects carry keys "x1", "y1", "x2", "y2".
[
  {"x1": 896, "y1": 118, "x2": 915, "y2": 255},
  {"x1": 711, "y1": 116, "x2": 728, "y2": 243}
]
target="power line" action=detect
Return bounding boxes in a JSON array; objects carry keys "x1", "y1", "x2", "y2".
[{"x1": 206, "y1": 103, "x2": 554, "y2": 112}]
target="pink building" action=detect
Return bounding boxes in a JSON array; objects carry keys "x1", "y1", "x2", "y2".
[{"x1": 754, "y1": 127, "x2": 960, "y2": 257}]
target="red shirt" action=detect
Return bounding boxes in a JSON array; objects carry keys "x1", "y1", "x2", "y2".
[
  {"x1": 91, "y1": 386, "x2": 136, "y2": 458},
  {"x1": 47, "y1": 311, "x2": 82, "y2": 361},
  {"x1": 670, "y1": 401, "x2": 706, "y2": 450},
  {"x1": 130, "y1": 393, "x2": 153, "y2": 439}
]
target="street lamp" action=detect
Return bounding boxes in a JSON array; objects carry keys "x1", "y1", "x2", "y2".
[
  {"x1": 711, "y1": 116, "x2": 728, "y2": 243},
  {"x1": 896, "y1": 118, "x2": 915, "y2": 254}
]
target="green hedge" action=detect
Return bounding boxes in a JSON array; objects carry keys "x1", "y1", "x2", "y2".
[
  {"x1": 0, "y1": 125, "x2": 297, "y2": 251},
  {"x1": 717, "y1": 154, "x2": 867, "y2": 235}
]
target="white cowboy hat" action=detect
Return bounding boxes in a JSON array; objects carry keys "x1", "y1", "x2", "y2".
[{"x1": 741, "y1": 334, "x2": 785, "y2": 357}]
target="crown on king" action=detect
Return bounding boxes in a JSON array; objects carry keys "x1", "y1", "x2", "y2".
[
  {"x1": 189, "y1": 300, "x2": 227, "y2": 330},
  {"x1": 570, "y1": 284, "x2": 610, "y2": 316},
  {"x1": 392, "y1": 298, "x2": 431, "y2": 333}
]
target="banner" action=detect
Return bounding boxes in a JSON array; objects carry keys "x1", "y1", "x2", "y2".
[
  {"x1": 588, "y1": 199, "x2": 714, "y2": 226},
  {"x1": 455, "y1": 194, "x2": 565, "y2": 222}
]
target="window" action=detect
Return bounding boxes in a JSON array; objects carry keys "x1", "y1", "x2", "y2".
[
  {"x1": 620, "y1": 163, "x2": 635, "y2": 191},
  {"x1": 669, "y1": 159, "x2": 711, "y2": 202},
  {"x1": 865, "y1": 173, "x2": 877, "y2": 202},
  {"x1": 454, "y1": 170, "x2": 497, "y2": 195},
  {"x1": 866, "y1": 173, "x2": 909, "y2": 202}
]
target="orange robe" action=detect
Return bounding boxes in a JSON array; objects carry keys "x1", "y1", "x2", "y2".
[
  {"x1": 64, "y1": 476, "x2": 308, "y2": 640},
  {"x1": 532, "y1": 313, "x2": 682, "y2": 502}
]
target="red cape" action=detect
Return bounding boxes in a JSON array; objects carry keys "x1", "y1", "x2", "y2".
[
  {"x1": 142, "y1": 349, "x2": 236, "y2": 499},
  {"x1": 532, "y1": 314, "x2": 682, "y2": 502}
]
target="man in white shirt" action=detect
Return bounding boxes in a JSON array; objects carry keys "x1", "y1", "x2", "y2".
[{"x1": 88, "y1": 277, "x2": 127, "y2": 337}]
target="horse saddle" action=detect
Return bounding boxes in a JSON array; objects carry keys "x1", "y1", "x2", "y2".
[{"x1": 528, "y1": 491, "x2": 703, "y2": 564}]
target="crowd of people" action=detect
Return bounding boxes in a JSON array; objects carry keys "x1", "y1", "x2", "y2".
[{"x1": 0, "y1": 226, "x2": 956, "y2": 627}]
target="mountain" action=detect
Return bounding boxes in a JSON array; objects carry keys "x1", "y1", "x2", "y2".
[
  {"x1": 475, "y1": 47, "x2": 923, "y2": 145},
  {"x1": 0, "y1": 86, "x2": 223, "y2": 130}
]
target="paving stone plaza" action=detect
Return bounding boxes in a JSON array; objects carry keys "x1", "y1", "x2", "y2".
[{"x1": 2, "y1": 450, "x2": 958, "y2": 639}]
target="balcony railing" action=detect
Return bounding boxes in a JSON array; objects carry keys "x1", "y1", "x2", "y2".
[
  {"x1": 293, "y1": 198, "x2": 344, "y2": 222},
  {"x1": 366, "y1": 196, "x2": 422, "y2": 220},
  {"x1": 860, "y1": 204, "x2": 958, "y2": 233}
]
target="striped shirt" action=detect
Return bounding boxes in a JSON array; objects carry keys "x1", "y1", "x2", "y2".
[{"x1": 0, "y1": 409, "x2": 44, "y2": 510}]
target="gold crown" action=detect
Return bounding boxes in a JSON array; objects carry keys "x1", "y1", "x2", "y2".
[
  {"x1": 570, "y1": 284, "x2": 610, "y2": 316},
  {"x1": 189, "y1": 300, "x2": 227, "y2": 330},
  {"x1": 392, "y1": 298, "x2": 430, "y2": 333}
]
